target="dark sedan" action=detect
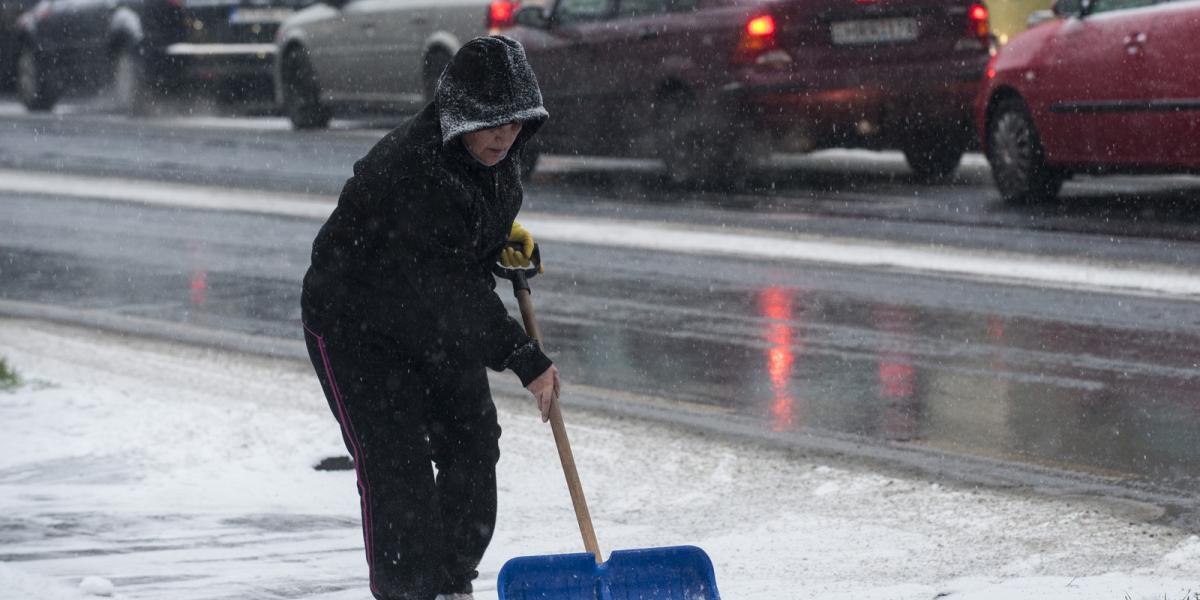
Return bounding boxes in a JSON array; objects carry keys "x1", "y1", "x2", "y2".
[{"x1": 14, "y1": 0, "x2": 312, "y2": 113}]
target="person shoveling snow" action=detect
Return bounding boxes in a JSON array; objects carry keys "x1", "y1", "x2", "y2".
[{"x1": 300, "y1": 35, "x2": 556, "y2": 600}]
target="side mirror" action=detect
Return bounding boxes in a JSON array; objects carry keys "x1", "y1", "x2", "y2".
[
  {"x1": 1051, "y1": 0, "x2": 1083, "y2": 17},
  {"x1": 514, "y1": 4, "x2": 550, "y2": 28}
]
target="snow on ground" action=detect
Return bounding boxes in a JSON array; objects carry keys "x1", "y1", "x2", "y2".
[{"x1": 0, "y1": 318, "x2": 1197, "y2": 600}]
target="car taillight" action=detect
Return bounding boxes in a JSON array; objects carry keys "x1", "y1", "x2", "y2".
[
  {"x1": 747, "y1": 14, "x2": 775, "y2": 37},
  {"x1": 953, "y1": 2, "x2": 990, "y2": 51},
  {"x1": 488, "y1": 0, "x2": 518, "y2": 32},
  {"x1": 734, "y1": 14, "x2": 786, "y2": 66},
  {"x1": 968, "y1": 3, "x2": 989, "y2": 41}
]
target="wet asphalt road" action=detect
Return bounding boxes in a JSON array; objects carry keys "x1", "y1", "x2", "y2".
[{"x1": 3, "y1": 105, "x2": 1200, "y2": 524}]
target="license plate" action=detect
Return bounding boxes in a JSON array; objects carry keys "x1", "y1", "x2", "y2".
[
  {"x1": 831, "y1": 18, "x2": 919, "y2": 45},
  {"x1": 229, "y1": 7, "x2": 294, "y2": 24}
]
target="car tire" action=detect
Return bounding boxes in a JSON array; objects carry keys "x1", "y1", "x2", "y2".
[
  {"x1": 423, "y1": 48, "x2": 452, "y2": 102},
  {"x1": 903, "y1": 134, "x2": 966, "y2": 181},
  {"x1": 986, "y1": 97, "x2": 1065, "y2": 204},
  {"x1": 656, "y1": 93, "x2": 750, "y2": 188},
  {"x1": 282, "y1": 47, "x2": 332, "y2": 130},
  {"x1": 16, "y1": 45, "x2": 57, "y2": 112},
  {"x1": 112, "y1": 44, "x2": 153, "y2": 116}
]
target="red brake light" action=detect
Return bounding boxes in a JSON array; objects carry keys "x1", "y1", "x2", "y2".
[
  {"x1": 734, "y1": 14, "x2": 779, "y2": 64},
  {"x1": 488, "y1": 0, "x2": 517, "y2": 31},
  {"x1": 746, "y1": 15, "x2": 776, "y2": 37},
  {"x1": 968, "y1": 3, "x2": 990, "y2": 39}
]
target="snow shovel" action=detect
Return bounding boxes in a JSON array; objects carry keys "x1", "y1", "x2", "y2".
[{"x1": 492, "y1": 244, "x2": 721, "y2": 600}]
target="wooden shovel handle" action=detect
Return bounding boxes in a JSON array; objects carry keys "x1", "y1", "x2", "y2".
[{"x1": 515, "y1": 289, "x2": 603, "y2": 564}]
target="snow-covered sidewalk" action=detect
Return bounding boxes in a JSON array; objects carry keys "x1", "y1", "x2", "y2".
[{"x1": 0, "y1": 318, "x2": 1197, "y2": 600}]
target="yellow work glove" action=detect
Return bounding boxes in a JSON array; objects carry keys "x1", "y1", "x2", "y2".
[{"x1": 501, "y1": 220, "x2": 543, "y2": 273}]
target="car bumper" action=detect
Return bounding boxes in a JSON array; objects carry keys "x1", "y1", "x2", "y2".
[
  {"x1": 722, "y1": 60, "x2": 986, "y2": 151},
  {"x1": 165, "y1": 43, "x2": 277, "y2": 81}
]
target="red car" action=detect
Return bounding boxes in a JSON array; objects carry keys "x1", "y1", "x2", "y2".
[
  {"x1": 977, "y1": 0, "x2": 1200, "y2": 204},
  {"x1": 509, "y1": 0, "x2": 992, "y2": 184}
]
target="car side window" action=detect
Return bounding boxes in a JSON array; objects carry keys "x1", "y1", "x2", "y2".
[
  {"x1": 616, "y1": 0, "x2": 669, "y2": 18},
  {"x1": 1088, "y1": 0, "x2": 1157, "y2": 14},
  {"x1": 555, "y1": 0, "x2": 613, "y2": 25}
]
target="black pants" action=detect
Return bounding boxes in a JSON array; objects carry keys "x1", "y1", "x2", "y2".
[{"x1": 303, "y1": 321, "x2": 501, "y2": 600}]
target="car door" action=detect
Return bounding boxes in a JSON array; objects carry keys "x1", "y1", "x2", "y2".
[
  {"x1": 337, "y1": 0, "x2": 408, "y2": 100},
  {"x1": 309, "y1": 0, "x2": 399, "y2": 102},
  {"x1": 363, "y1": 0, "x2": 427, "y2": 107},
  {"x1": 303, "y1": 2, "x2": 359, "y2": 101},
  {"x1": 522, "y1": 0, "x2": 615, "y2": 154},
  {"x1": 1033, "y1": 0, "x2": 1161, "y2": 166},
  {"x1": 593, "y1": 0, "x2": 677, "y2": 152},
  {"x1": 1146, "y1": 0, "x2": 1200, "y2": 166}
]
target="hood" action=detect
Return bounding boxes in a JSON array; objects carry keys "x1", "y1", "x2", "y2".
[{"x1": 435, "y1": 35, "x2": 548, "y2": 151}]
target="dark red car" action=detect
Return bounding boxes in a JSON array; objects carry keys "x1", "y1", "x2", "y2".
[
  {"x1": 977, "y1": 0, "x2": 1200, "y2": 204},
  {"x1": 509, "y1": 0, "x2": 992, "y2": 184}
]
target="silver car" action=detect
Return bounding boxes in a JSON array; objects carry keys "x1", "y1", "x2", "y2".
[{"x1": 274, "y1": 0, "x2": 520, "y2": 128}]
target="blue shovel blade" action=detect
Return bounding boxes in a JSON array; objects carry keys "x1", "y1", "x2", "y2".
[{"x1": 497, "y1": 545, "x2": 720, "y2": 600}]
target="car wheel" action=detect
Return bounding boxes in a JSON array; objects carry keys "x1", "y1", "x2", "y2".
[
  {"x1": 112, "y1": 44, "x2": 153, "y2": 115},
  {"x1": 16, "y1": 45, "x2": 57, "y2": 112},
  {"x1": 282, "y1": 48, "x2": 332, "y2": 130},
  {"x1": 903, "y1": 134, "x2": 966, "y2": 181},
  {"x1": 656, "y1": 93, "x2": 749, "y2": 188},
  {"x1": 423, "y1": 48, "x2": 452, "y2": 102},
  {"x1": 987, "y1": 97, "x2": 1065, "y2": 204}
]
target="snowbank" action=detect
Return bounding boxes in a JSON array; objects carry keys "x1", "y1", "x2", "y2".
[{"x1": 0, "y1": 319, "x2": 1196, "y2": 599}]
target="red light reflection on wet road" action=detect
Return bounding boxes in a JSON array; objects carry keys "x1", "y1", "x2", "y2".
[
  {"x1": 873, "y1": 305, "x2": 918, "y2": 441},
  {"x1": 190, "y1": 271, "x2": 208, "y2": 306},
  {"x1": 760, "y1": 287, "x2": 801, "y2": 431}
]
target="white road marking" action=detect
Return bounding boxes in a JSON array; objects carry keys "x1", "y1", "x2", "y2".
[{"x1": 4, "y1": 168, "x2": 1200, "y2": 299}]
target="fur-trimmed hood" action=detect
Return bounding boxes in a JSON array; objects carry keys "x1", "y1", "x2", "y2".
[{"x1": 435, "y1": 35, "x2": 548, "y2": 151}]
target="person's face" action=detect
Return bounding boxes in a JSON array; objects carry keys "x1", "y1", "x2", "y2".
[{"x1": 462, "y1": 122, "x2": 524, "y2": 166}]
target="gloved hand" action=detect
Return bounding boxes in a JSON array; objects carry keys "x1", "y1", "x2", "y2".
[{"x1": 500, "y1": 220, "x2": 543, "y2": 273}]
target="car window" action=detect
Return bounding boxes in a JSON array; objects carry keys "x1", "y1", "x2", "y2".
[
  {"x1": 616, "y1": 0, "x2": 668, "y2": 17},
  {"x1": 1089, "y1": 0, "x2": 1157, "y2": 14},
  {"x1": 555, "y1": 0, "x2": 613, "y2": 25}
]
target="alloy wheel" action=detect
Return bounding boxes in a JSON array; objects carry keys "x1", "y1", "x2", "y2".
[
  {"x1": 990, "y1": 110, "x2": 1035, "y2": 196},
  {"x1": 987, "y1": 99, "x2": 1063, "y2": 205}
]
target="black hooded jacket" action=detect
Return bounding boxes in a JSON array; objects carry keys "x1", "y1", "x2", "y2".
[{"x1": 301, "y1": 36, "x2": 552, "y2": 389}]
